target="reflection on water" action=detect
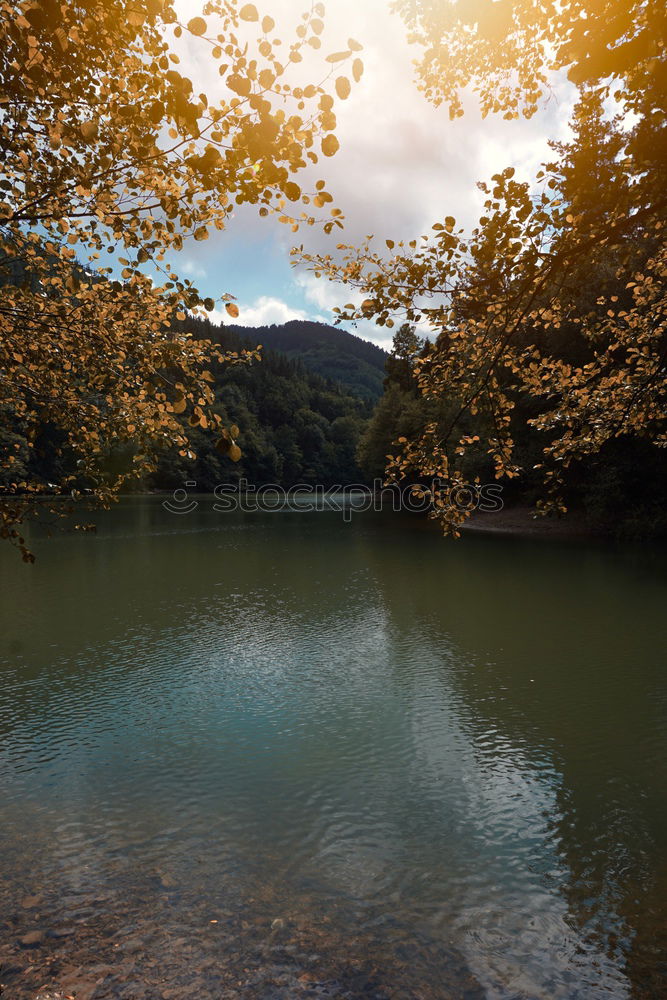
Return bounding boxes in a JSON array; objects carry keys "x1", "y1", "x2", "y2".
[{"x1": 0, "y1": 498, "x2": 666, "y2": 999}]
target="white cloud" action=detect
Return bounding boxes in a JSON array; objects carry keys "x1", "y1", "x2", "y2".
[
  {"x1": 295, "y1": 272, "x2": 397, "y2": 348},
  {"x1": 259, "y1": 0, "x2": 576, "y2": 250},
  {"x1": 173, "y1": 0, "x2": 579, "y2": 344},
  {"x1": 295, "y1": 271, "x2": 361, "y2": 315},
  {"x1": 209, "y1": 295, "x2": 310, "y2": 328},
  {"x1": 180, "y1": 257, "x2": 207, "y2": 279}
]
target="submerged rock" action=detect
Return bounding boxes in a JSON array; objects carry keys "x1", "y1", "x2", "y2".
[
  {"x1": 20, "y1": 895, "x2": 43, "y2": 910},
  {"x1": 19, "y1": 929, "x2": 44, "y2": 948},
  {"x1": 48, "y1": 927, "x2": 75, "y2": 940}
]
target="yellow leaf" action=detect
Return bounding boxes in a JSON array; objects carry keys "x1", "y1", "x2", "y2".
[
  {"x1": 326, "y1": 51, "x2": 351, "y2": 63},
  {"x1": 230, "y1": 424, "x2": 240, "y2": 438},
  {"x1": 80, "y1": 120, "x2": 98, "y2": 141},
  {"x1": 229, "y1": 444, "x2": 242, "y2": 462},
  {"x1": 187, "y1": 17, "x2": 207, "y2": 36},
  {"x1": 352, "y1": 58, "x2": 363, "y2": 82},
  {"x1": 321, "y1": 134, "x2": 339, "y2": 157},
  {"x1": 239, "y1": 4, "x2": 258, "y2": 21},
  {"x1": 225, "y1": 302, "x2": 240, "y2": 318},
  {"x1": 335, "y1": 77, "x2": 350, "y2": 100},
  {"x1": 348, "y1": 38, "x2": 363, "y2": 51},
  {"x1": 227, "y1": 74, "x2": 251, "y2": 97},
  {"x1": 193, "y1": 226, "x2": 208, "y2": 241},
  {"x1": 262, "y1": 15, "x2": 274, "y2": 33}
]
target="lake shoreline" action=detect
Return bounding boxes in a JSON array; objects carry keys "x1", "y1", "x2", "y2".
[{"x1": 462, "y1": 505, "x2": 594, "y2": 539}]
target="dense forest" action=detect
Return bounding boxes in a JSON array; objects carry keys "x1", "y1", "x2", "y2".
[
  {"x1": 154, "y1": 317, "x2": 380, "y2": 489},
  {"x1": 359, "y1": 323, "x2": 667, "y2": 538},
  {"x1": 0, "y1": 314, "x2": 381, "y2": 495},
  {"x1": 3, "y1": 294, "x2": 665, "y2": 535},
  {"x1": 226, "y1": 320, "x2": 388, "y2": 402}
]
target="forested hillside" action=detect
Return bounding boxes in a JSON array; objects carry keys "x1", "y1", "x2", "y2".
[
  {"x1": 0, "y1": 314, "x2": 374, "y2": 495},
  {"x1": 225, "y1": 320, "x2": 387, "y2": 402},
  {"x1": 154, "y1": 319, "x2": 373, "y2": 490},
  {"x1": 359, "y1": 325, "x2": 667, "y2": 538}
]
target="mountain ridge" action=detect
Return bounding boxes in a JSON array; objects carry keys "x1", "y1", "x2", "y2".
[{"x1": 225, "y1": 319, "x2": 388, "y2": 401}]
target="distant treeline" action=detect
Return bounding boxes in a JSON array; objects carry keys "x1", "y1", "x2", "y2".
[
  {"x1": 198, "y1": 316, "x2": 388, "y2": 402},
  {"x1": 0, "y1": 316, "x2": 382, "y2": 494},
  {"x1": 358, "y1": 325, "x2": 667, "y2": 539},
  {"x1": 6, "y1": 296, "x2": 663, "y2": 535},
  {"x1": 155, "y1": 317, "x2": 377, "y2": 490}
]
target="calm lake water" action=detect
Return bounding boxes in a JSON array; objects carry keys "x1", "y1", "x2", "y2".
[{"x1": 1, "y1": 498, "x2": 666, "y2": 1000}]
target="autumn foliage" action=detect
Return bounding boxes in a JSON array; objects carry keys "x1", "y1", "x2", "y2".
[
  {"x1": 0, "y1": 0, "x2": 362, "y2": 557},
  {"x1": 300, "y1": 0, "x2": 666, "y2": 533}
]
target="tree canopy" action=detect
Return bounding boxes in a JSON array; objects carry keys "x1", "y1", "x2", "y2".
[
  {"x1": 1, "y1": 0, "x2": 362, "y2": 557},
  {"x1": 393, "y1": 0, "x2": 665, "y2": 124},
  {"x1": 298, "y1": 0, "x2": 666, "y2": 534}
]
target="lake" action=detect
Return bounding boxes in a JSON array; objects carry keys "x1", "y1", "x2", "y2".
[{"x1": 1, "y1": 498, "x2": 666, "y2": 999}]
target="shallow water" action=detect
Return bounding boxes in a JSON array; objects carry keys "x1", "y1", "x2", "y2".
[{"x1": 1, "y1": 498, "x2": 666, "y2": 999}]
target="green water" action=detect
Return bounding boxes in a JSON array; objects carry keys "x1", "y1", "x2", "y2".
[{"x1": 0, "y1": 498, "x2": 666, "y2": 999}]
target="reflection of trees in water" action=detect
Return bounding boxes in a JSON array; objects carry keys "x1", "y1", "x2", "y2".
[
  {"x1": 2, "y1": 507, "x2": 666, "y2": 996},
  {"x1": 359, "y1": 524, "x2": 667, "y2": 997}
]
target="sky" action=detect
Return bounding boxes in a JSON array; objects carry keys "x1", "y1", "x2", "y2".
[{"x1": 172, "y1": 0, "x2": 577, "y2": 347}]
